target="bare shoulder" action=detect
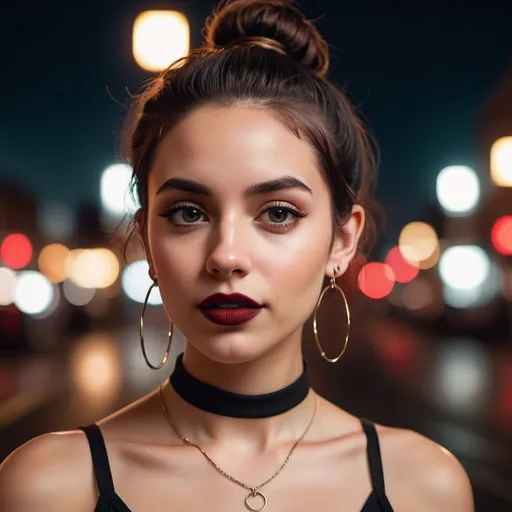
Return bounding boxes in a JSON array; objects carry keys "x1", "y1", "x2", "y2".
[
  {"x1": 376, "y1": 424, "x2": 474, "y2": 512},
  {"x1": 0, "y1": 429, "x2": 97, "y2": 512},
  {"x1": 0, "y1": 389, "x2": 163, "y2": 511}
]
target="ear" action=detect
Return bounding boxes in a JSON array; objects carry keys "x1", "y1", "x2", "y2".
[
  {"x1": 135, "y1": 209, "x2": 156, "y2": 280},
  {"x1": 325, "y1": 205, "x2": 365, "y2": 278}
]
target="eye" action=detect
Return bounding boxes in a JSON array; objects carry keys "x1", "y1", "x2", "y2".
[
  {"x1": 259, "y1": 204, "x2": 308, "y2": 229},
  {"x1": 158, "y1": 204, "x2": 207, "y2": 227}
]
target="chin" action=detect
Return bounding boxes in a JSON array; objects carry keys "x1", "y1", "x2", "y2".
[{"x1": 187, "y1": 334, "x2": 273, "y2": 365}]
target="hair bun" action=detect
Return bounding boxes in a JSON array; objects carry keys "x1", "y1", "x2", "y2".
[{"x1": 204, "y1": 0, "x2": 330, "y2": 77}]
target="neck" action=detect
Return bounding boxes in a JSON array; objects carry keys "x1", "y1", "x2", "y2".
[
  {"x1": 182, "y1": 343, "x2": 305, "y2": 395},
  {"x1": 162, "y1": 342, "x2": 315, "y2": 452}
]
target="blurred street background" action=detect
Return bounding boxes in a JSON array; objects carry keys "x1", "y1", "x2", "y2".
[{"x1": 1, "y1": 1, "x2": 511, "y2": 510}]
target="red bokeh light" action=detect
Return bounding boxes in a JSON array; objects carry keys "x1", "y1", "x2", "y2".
[
  {"x1": 385, "y1": 246, "x2": 419, "y2": 283},
  {"x1": 0, "y1": 233, "x2": 33, "y2": 269},
  {"x1": 491, "y1": 216, "x2": 512, "y2": 255},
  {"x1": 358, "y1": 262, "x2": 395, "y2": 299}
]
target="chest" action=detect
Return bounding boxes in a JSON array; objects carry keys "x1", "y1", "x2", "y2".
[
  {"x1": 111, "y1": 447, "x2": 375, "y2": 512},
  {"x1": 116, "y1": 480, "x2": 375, "y2": 512}
]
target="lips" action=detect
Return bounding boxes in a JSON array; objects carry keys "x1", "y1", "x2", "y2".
[
  {"x1": 197, "y1": 293, "x2": 264, "y2": 326},
  {"x1": 198, "y1": 293, "x2": 263, "y2": 309}
]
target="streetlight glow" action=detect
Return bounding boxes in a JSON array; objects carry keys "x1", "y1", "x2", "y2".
[
  {"x1": 133, "y1": 11, "x2": 190, "y2": 72},
  {"x1": 491, "y1": 137, "x2": 512, "y2": 186}
]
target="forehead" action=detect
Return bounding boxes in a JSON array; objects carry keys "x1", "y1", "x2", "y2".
[{"x1": 149, "y1": 105, "x2": 324, "y2": 195}]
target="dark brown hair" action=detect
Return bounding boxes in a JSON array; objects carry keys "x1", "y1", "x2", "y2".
[{"x1": 123, "y1": 0, "x2": 379, "y2": 268}]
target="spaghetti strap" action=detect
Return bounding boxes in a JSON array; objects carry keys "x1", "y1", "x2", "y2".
[
  {"x1": 360, "y1": 418, "x2": 385, "y2": 493},
  {"x1": 79, "y1": 424, "x2": 115, "y2": 495}
]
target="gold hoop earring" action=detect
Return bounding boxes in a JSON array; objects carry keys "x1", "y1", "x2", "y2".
[
  {"x1": 140, "y1": 281, "x2": 173, "y2": 370},
  {"x1": 312, "y1": 268, "x2": 350, "y2": 363}
]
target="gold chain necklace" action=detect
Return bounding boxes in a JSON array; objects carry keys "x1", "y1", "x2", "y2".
[{"x1": 158, "y1": 383, "x2": 318, "y2": 511}]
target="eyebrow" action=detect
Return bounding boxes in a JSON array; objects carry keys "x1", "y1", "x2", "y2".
[{"x1": 155, "y1": 175, "x2": 313, "y2": 197}]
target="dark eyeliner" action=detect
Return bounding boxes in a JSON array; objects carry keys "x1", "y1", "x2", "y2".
[
  {"x1": 263, "y1": 202, "x2": 308, "y2": 218},
  {"x1": 157, "y1": 203, "x2": 206, "y2": 224}
]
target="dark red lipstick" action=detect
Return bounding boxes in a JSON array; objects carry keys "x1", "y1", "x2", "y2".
[{"x1": 198, "y1": 293, "x2": 264, "y2": 326}]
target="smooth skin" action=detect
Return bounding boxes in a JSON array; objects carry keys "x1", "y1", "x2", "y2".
[{"x1": 0, "y1": 105, "x2": 474, "y2": 511}]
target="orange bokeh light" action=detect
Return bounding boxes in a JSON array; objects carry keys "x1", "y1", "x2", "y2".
[
  {"x1": 38, "y1": 244, "x2": 70, "y2": 283},
  {"x1": 491, "y1": 216, "x2": 512, "y2": 255},
  {"x1": 358, "y1": 262, "x2": 395, "y2": 299},
  {"x1": 0, "y1": 234, "x2": 33, "y2": 270},
  {"x1": 385, "y1": 246, "x2": 419, "y2": 283}
]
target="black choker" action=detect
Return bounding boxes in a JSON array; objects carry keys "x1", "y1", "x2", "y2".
[{"x1": 169, "y1": 353, "x2": 310, "y2": 418}]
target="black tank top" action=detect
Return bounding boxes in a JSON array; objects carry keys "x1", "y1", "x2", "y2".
[{"x1": 79, "y1": 418, "x2": 395, "y2": 511}]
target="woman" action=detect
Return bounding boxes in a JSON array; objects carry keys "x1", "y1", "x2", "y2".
[{"x1": 0, "y1": 1, "x2": 473, "y2": 510}]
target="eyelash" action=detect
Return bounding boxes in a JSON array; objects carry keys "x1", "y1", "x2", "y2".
[{"x1": 158, "y1": 202, "x2": 308, "y2": 232}]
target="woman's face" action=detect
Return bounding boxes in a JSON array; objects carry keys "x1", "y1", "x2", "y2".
[{"x1": 142, "y1": 105, "x2": 363, "y2": 363}]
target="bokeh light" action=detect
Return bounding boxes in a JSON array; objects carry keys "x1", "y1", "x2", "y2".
[
  {"x1": 0, "y1": 267, "x2": 17, "y2": 306},
  {"x1": 385, "y1": 246, "x2": 419, "y2": 283},
  {"x1": 122, "y1": 260, "x2": 162, "y2": 305},
  {"x1": 491, "y1": 216, "x2": 512, "y2": 255},
  {"x1": 490, "y1": 136, "x2": 512, "y2": 187},
  {"x1": 70, "y1": 333, "x2": 122, "y2": 408},
  {"x1": 67, "y1": 248, "x2": 120, "y2": 289},
  {"x1": 0, "y1": 234, "x2": 33, "y2": 270},
  {"x1": 398, "y1": 222, "x2": 439, "y2": 269},
  {"x1": 133, "y1": 11, "x2": 190, "y2": 72},
  {"x1": 358, "y1": 262, "x2": 395, "y2": 299},
  {"x1": 63, "y1": 279, "x2": 96, "y2": 306},
  {"x1": 12, "y1": 271, "x2": 54, "y2": 315},
  {"x1": 38, "y1": 243, "x2": 70, "y2": 283},
  {"x1": 402, "y1": 277, "x2": 434, "y2": 311},
  {"x1": 100, "y1": 163, "x2": 138, "y2": 217},
  {"x1": 443, "y1": 262, "x2": 501, "y2": 309},
  {"x1": 419, "y1": 241, "x2": 441, "y2": 270},
  {"x1": 436, "y1": 165, "x2": 480, "y2": 215},
  {"x1": 34, "y1": 282, "x2": 61, "y2": 319},
  {"x1": 439, "y1": 245, "x2": 490, "y2": 291},
  {"x1": 429, "y1": 338, "x2": 493, "y2": 417},
  {"x1": 439, "y1": 245, "x2": 500, "y2": 309}
]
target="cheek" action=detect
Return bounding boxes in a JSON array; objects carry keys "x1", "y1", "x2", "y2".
[
  {"x1": 263, "y1": 222, "x2": 331, "y2": 313},
  {"x1": 148, "y1": 234, "x2": 194, "y2": 323}
]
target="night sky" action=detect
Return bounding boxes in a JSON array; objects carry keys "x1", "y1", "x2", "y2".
[{"x1": 1, "y1": 0, "x2": 511, "y2": 241}]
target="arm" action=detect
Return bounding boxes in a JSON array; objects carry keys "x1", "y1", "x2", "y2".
[{"x1": 0, "y1": 431, "x2": 96, "y2": 511}]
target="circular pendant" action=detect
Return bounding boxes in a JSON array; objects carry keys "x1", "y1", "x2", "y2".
[{"x1": 245, "y1": 491, "x2": 267, "y2": 511}]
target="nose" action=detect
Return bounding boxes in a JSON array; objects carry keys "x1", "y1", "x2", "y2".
[{"x1": 205, "y1": 215, "x2": 252, "y2": 279}]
